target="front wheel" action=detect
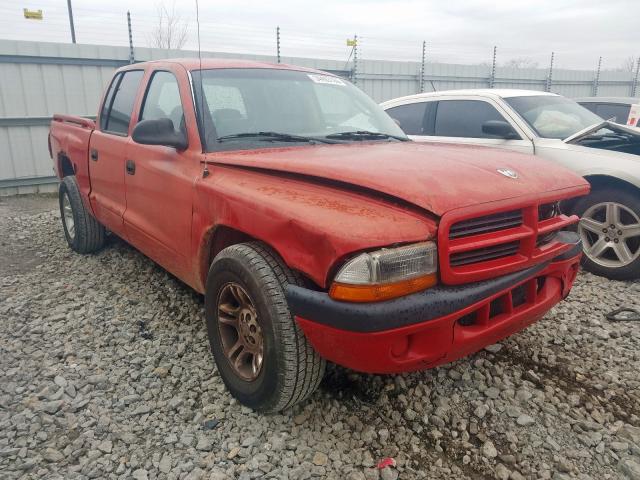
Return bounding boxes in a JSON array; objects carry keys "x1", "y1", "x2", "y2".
[
  {"x1": 574, "y1": 188, "x2": 640, "y2": 280},
  {"x1": 204, "y1": 242, "x2": 326, "y2": 412}
]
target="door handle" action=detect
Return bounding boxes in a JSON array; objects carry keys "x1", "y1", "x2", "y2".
[
  {"x1": 90, "y1": 149, "x2": 98, "y2": 161},
  {"x1": 126, "y1": 159, "x2": 136, "y2": 175}
]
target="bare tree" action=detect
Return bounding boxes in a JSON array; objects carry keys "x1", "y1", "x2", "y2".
[
  {"x1": 618, "y1": 56, "x2": 636, "y2": 73},
  {"x1": 502, "y1": 57, "x2": 539, "y2": 69},
  {"x1": 149, "y1": 1, "x2": 188, "y2": 50}
]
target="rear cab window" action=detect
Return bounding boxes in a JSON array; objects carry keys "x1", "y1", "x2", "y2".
[{"x1": 100, "y1": 70, "x2": 144, "y2": 135}]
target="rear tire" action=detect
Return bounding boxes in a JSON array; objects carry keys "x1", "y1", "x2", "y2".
[
  {"x1": 205, "y1": 242, "x2": 325, "y2": 412},
  {"x1": 573, "y1": 188, "x2": 640, "y2": 280},
  {"x1": 59, "y1": 175, "x2": 105, "y2": 253}
]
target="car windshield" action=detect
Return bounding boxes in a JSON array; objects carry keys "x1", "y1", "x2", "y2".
[
  {"x1": 505, "y1": 95, "x2": 606, "y2": 139},
  {"x1": 191, "y1": 68, "x2": 406, "y2": 151}
]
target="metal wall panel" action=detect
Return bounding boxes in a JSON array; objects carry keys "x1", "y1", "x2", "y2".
[{"x1": 1, "y1": 39, "x2": 637, "y2": 190}]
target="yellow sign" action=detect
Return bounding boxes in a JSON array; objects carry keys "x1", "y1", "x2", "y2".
[
  {"x1": 23, "y1": 8, "x2": 43, "y2": 20},
  {"x1": 346, "y1": 39, "x2": 357, "y2": 47}
]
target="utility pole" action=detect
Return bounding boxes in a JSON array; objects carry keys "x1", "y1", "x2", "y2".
[
  {"x1": 593, "y1": 56, "x2": 602, "y2": 96},
  {"x1": 632, "y1": 56, "x2": 640, "y2": 97},
  {"x1": 66, "y1": 0, "x2": 76, "y2": 44},
  {"x1": 127, "y1": 11, "x2": 134, "y2": 64},
  {"x1": 489, "y1": 46, "x2": 497, "y2": 88},
  {"x1": 545, "y1": 52, "x2": 554, "y2": 92},
  {"x1": 352, "y1": 34, "x2": 358, "y2": 85},
  {"x1": 419, "y1": 40, "x2": 426, "y2": 93},
  {"x1": 276, "y1": 26, "x2": 281, "y2": 63}
]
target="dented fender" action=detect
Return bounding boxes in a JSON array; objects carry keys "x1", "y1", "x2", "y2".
[{"x1": 190, "y1": 164, "x2": 437, "y2": 292}]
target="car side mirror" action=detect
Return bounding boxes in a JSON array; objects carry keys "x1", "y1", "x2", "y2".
[
  {"x1": 482, "y1": 120, "x2": 520, "y2": 140},
  {"x1": 132, "y1": 118, "x2": 188, "y2": 150}
]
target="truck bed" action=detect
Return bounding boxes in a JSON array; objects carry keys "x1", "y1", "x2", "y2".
[{"x1": 49, "y1": 114, "x2": 96, "y2": 200}]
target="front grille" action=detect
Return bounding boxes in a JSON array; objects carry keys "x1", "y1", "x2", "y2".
[
  {"x1": 449, "y1": 210, "x2": 523, "y2": 239},
  {"x1": 439, "y1": 200, "x2": 580, "y2": 285},
  {"x1": 450, "y1": 241, "x2": 520, "y2": 267}
]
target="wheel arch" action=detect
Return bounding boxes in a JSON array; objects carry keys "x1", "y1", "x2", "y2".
[
  {"x1": 57, "y1": 152, "x2": 75, "y2": 178},
  {"x1": 561, "y1": 174, "x2": 640, "y2": 214},
  {"x1": 198, "y1": 224, "x2": 319, "y2": 292}
]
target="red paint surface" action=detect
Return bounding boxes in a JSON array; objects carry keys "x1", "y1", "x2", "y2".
[
  {"x1": 296, "y1": 254, "x2": 581, "y2": 374},
  {"x1": 49, "y1": 59, "x2": 589, "y2": 373}
]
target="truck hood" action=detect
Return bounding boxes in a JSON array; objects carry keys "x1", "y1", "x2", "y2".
[{"x1": 205, "y1": 142, "x2": 586, "y2": 216}]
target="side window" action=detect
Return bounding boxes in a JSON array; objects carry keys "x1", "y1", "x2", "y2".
[
  {"x1": 140, "y1": 71, "x2": 184, "y2": 132},
  {"x1": 386, "y1": 102, "x2": 428, "y2": 135},
  {"x1": 595, "y1": 103, "x2": 631, "y2": 124},
  {"x1": 435, "y1": 100, "x2": 510, "y2": 138},
  {"x1": 103, "y1": 70, "x2": 144, "y2": 135},
  {"x1": 99, "y1": 73, "x2": 121, "y2": 131}
]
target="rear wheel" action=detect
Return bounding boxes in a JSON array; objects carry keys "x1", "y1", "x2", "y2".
[
  {"x1": 58, "y1": 175, "x2": 105, "y2": 253},
  {"x1": 204, "y1": 242, "x2": 325, "y2": 412},
  {"x1": 574, "y1": 188, "x2": 640, "y2": 280}
]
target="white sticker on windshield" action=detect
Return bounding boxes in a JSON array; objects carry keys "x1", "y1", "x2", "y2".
[{"x1": 307, "y1": 74, "x2": 346, "y2": 86}]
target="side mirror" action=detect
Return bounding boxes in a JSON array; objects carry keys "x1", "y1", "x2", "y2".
[
  {"x1": 482, "y1": 120, "x2": 520, "y2": 140},
  {"x1": 132, "y1": 118, "x2": 188, "y2": 150}
]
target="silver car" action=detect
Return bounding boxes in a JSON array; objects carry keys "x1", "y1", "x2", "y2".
[
  {"x1": 382, "y1": 90, "x2": 640, "y2": 280},
  {"x1": 575, "y1": 97, "x2": 640, "y2": 127}
]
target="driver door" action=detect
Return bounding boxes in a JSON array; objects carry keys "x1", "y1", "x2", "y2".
[{"x1": 123, "y1": 68, "x2": 197, "y2": 280}]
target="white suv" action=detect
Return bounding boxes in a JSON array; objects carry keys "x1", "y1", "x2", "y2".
[{"x1": 382, "y1": 89, "x2": 640, "y2": 280}]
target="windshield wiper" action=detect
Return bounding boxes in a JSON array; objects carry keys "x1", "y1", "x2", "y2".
[
  {"x1": 217, "y1": 131, "x2": 336, "y2": 144},
  {"x1": 325, "y1": 130, "x2": 408, "y2": 141}
]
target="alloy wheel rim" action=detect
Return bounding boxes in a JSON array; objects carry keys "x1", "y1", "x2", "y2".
[
  {"x1": 578, "y1": 201, "x2": 640, "y2": 268},
  {"x1": 217, "y1": 282, "x2": 264, "y2": 381},
  {"x1": 62, "y1": 193, "x2": 75, "y2": 240}
]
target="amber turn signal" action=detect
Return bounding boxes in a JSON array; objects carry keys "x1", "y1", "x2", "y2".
[{"x1": 329, "y1": 273, "x2": 438, "y2": 303}]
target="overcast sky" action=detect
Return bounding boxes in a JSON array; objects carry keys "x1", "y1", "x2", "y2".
[{"x1": 0, "y1": 0, "x2": 638, "y2": 71}]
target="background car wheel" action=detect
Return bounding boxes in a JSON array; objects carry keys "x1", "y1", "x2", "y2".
[
  {"x1": 205, "y1": 242, "x2": 326, "y2": 412},
  {"x1": 58, "y1": 175, "x2": 105, "y2": 253},
  {"x1": 573, "y1": 188, "x2": 640, "y2": 280}
]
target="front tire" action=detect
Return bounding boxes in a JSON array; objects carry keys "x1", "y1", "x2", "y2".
[
  {"x1": 205, "y1": 242, "x2": 325, "y2": 412},
  {"x1": 59, "y1": 175, "x2": 105, "y2": 253},
  {"x1": 574, "y1": 188, "x2": 640, "y2": 280}
]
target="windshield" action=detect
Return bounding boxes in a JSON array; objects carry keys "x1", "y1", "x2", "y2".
[
  {"x1": 505, "y1": 95, "x2": 606, "y2": 139},
  {"x1": 191, "y1": 68, "x2": 406, "y2": 151}
]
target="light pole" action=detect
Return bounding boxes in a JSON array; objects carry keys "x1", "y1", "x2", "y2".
[{"x1": 66, "y1": 0, "x2": 76, "y2": 44}]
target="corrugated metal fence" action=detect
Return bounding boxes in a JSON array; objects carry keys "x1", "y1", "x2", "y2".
[{"x1": 1, "y1": 39, "x2": 637, "y2": 194}]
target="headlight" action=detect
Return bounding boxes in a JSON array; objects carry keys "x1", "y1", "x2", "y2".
[
  {"x1": 329, "y1": 242, "x2": 438, "y2": 302},
  {"x1": 538, "y1": 201, "x2": 560, "y2": 221}
]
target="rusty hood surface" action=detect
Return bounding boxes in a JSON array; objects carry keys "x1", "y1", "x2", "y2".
[{"x1": 205, "y1": 141, "x2": 587, "y2": 216}]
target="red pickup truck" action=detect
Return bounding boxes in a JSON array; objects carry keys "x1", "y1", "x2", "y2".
[{"x1": 49, "y1": 59, "x2": 589, "y2": 412}]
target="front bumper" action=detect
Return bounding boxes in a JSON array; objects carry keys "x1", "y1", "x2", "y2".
[{"x1": 286, "y1": 237, "x2": 582, "y2": 374}]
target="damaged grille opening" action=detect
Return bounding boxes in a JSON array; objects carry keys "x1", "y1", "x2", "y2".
[
  {"x1": 450, "y1": 241, "x2": 520, "y2": 267},
  {"x1": 449, "y1": 209, "x2": 523, "y2": 239},
  {"x1": 456, "y1": 277, "x2": 546, "y2": 327}
]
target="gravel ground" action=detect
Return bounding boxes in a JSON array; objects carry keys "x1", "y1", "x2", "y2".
[{"x1": 1, "y1": 194, "x2": 640, "y2": 480}]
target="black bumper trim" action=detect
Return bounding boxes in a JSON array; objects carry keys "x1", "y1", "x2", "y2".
[
  {"x1": 287, "y1": 262, "x2": 547, "y2": 333},
  {"x1": 286, "y1": 233, "x2": 582, "y2": 333}
]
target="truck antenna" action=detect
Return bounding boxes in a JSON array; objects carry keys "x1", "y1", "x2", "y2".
[{"x1": 195, "y1": 0, "x2": 209, "y2": 178}]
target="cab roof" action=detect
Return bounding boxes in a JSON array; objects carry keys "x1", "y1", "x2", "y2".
[{"x1": 120, "y1": 57, "x2": 329, "y2": 75}]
